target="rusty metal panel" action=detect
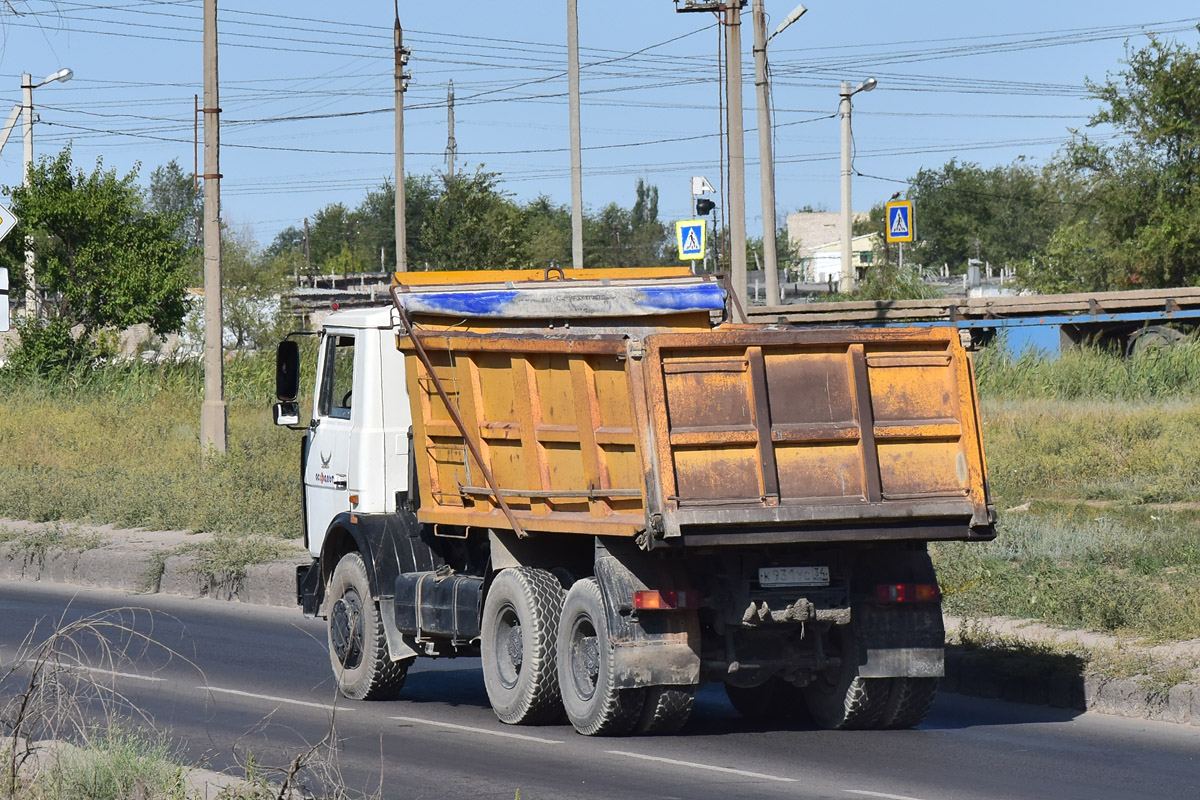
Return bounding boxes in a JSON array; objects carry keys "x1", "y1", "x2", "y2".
[
  {"x1": 401, "y1": 321, "x2": 992, "y2": 544},
  {"x1": 641, "y1": 326, "x2": 992, "y2": 538},
  {"x1": 401, "y1": 332, "x2": 647, "y2": 536}
]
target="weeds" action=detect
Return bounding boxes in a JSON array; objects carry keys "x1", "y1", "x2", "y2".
[{"x1": 0, "y1": 524, "x2": 106, "y2": 562}]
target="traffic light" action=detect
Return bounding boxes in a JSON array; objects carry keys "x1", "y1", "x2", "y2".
[{"x1": 695, "y1": 198, "x2": 715, "y2": 216}]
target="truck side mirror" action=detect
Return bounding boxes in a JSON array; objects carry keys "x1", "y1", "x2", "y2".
[
  {"x1": 273, "y1": 401, "x2": 300, "y2": 427},
  {"x1": 276, "y1": 340, "x2": 300, "y2": 401}
]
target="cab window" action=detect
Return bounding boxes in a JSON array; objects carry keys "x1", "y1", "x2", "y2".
[{"x1": 317, "y1": 334, "x2": 355, "y2": 420}]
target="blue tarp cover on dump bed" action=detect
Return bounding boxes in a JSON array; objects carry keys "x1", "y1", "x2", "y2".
[{"x1": 395, "y1": 279, "x2": 725, "y2": 318}]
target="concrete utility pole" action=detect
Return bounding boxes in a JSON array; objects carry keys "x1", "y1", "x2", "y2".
[
  {"x1": 839, "y1": 77, "x2": 875, "y2": 294},
  {"x1": 445, "y1": 80, "x2": 457, "y2": 175},
  {"x1": 751, "y1": 0, "x2": 778, "y2": 306},
  {"x1": 16, "y1": 67, "x2": 71, "y2": 317},
  {"x1": 21, "y1": 73, "x2": 35, "y2": 317},
  {"x1": 567, "y1": 0, "x2": 584, "y2": 269},
  {"x1": 394, "y1": 4, "x2": 411, "y2": 273},
  {"x1": 726, "y1": 3, "x2": 748, "y2": 311},
  {"x1": 200, "y1": 0, "x2": 227, "y2": 454}
]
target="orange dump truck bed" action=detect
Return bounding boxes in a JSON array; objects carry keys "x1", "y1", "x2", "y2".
[{"x1": 393, "y1": 272, "x2": 994, "y2": 547}]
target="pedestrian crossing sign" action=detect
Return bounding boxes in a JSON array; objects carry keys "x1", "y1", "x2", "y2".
[
  {"x1": 886, "y1": 200, "x2": 914, "y2": 243},
  {"x1": 676, "y1": 219, "x2": 705, "y2": 261}
]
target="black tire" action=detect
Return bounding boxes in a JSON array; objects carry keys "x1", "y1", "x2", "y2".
[
  {"x1": 725, "y1": 678, "x2": 807, "y2": 722},
  {"x1": 803, "y1": 622, "x2": 889, "y2": 730},
  {"x1": 327, "y1": 552, "x2": 409, "y2": 701},
  {"x1": 557, "y1": 578, "x2": 645, "y2": 736},
  {"x1": 636, "y1": 686, "x2": 694, "y2": 735},
  {"x1": 878, "y1": 677, "x2": 939, "y2": 729},
  {"x1": 480, "y1": 567, "x2": 565, "y2": 725}
]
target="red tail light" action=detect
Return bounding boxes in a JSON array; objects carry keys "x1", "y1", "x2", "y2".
[
  {"x1": 633, "y1": 590, "x2": 701, "y2": 610},
  {"x1": 875, "y1": 583, "x2": 941, "y2": 604}
]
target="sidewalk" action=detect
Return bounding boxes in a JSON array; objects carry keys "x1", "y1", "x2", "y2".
[{"x1": 2, "y1": 518, "x2": 1198, "y2": 727}]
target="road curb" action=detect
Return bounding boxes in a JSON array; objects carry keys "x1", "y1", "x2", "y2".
[
  {"x1": 944, "y1": 648, "x2": 1198, "y2": 726},
  {"x1": 0, "y1": 542, "x2": 307, "y2": 609}
]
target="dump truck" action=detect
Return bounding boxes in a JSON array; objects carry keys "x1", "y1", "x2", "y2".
[{"x1": 273, "y1": 268, "x2": 995, "y2": 736}]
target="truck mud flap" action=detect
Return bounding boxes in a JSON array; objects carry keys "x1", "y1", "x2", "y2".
[
  {"x1": 594, "y1": 546, "x2": 700, "y2": 689},
  {"x1": 855, "y1": 604, "x2": 945, "y2": 678}
]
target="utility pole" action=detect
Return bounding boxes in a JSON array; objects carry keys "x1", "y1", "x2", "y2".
[
  {"x1": 445, "y1": 80, "x2": 457, "y2": 175},
  {"x1": 725, "y1": 3, "x2": 748, "y2": 311},
  {"x1": 839, "y1": 77, "x2": 875, "y2": 294},
  {"x1": 839, "y1": 81, "x2": 853, "y2": 295},
  {"x1": 394, "y1": 3, "x2": 411, "y2": 273},
  {"x1": 567, "y1": 0, "x2": 584, "y2": 269},
  {"x1": 751, "y1": 0, "x2": 778, "y2": 306},
  {"x1": 200, "y1": 0, "x2": 227, "y2": 454},
  {"x1": 21, "y1": 73, "x2": 35, "y2": 317}
]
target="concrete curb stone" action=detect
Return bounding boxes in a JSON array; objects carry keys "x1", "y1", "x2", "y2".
[{"x1": 944, "y1": 648, "x2": 1197, "y2": 726}]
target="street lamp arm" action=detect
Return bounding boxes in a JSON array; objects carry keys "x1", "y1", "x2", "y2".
[
  {"x1": 32, "y1": 68, "x2": 72, "y2": 90},
  {"x1": 768, "y1": 2, "x2": 807, "y2": 42}
]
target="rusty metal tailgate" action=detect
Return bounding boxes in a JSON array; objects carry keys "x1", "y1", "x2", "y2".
[{"x1": 640, "y1": 326, "x2": 992, "y2": 544}]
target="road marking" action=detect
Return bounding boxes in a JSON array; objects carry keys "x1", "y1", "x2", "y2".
[
  {"x1": 390, "y1": 716, "x2": 564, "y2": 745},
  {"x1": 845, "y1": 790, "x2": 934, "y2": 800},
  {"x1": 605, "y1": 751, "x2": 796, "y2": 783},
  {"x1": 202, "y1": 686, "x2": 352, "y2": 712},
  {"x1": 76, "y1": 665, "x2": 166, "y2": 683}
]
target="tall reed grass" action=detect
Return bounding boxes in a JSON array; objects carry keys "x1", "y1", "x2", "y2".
[{"x1": 0, "y1": 351, "x2": 299, "y2": 539}]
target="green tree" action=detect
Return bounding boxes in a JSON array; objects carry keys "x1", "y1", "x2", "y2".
[
  {"x1": 584, "y1": 179, "x2": 670, "y2": 267},
  {"x1": 906, "y1": 158, "x2": 1076, "y2": 274},
  {"x1": 1, "y1": 147, "x2": 191, "y2": 371},
  {"x1": 418, "y1": 168, "x2": 526, "y2": 270},
  {"x1": 147, "y1": 158, "x2": 201, "y2": 250},
  {"x1": 523, "y1": 195, "x2": 572, "y2": 269},
  {"x1": 1026, "y1": 33, "x2": 1200, "y2": 291}
]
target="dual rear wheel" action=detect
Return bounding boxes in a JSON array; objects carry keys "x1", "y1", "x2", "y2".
[{"x1": 481, "y1": 572, "x2": 694, "y2": 736}]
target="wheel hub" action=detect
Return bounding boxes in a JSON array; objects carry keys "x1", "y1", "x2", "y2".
[
  {"x1": 331, "y1": 589, "x2": 364, "y2": 670},
  {"x1": 570, "y1": 622, "x2": 600, "y2": 700}
]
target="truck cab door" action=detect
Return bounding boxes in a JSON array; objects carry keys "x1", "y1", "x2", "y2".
[{"x1": 305, "y1": 330, "x2": 357, "y2": 554}]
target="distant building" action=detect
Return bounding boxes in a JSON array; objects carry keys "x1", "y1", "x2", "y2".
[
  {"x1": 785, "y1": 211, "x2": 871, "y2": 283},
  {"x1": 805, "y1": 233, "x2": 881, "y2": 284}
]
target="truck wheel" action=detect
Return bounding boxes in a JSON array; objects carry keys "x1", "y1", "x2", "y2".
[
  {"x1": 327, "y1": 552, "x2": 409, "y2": 701},
  {"x1": 725, "y1": 678, "x2": 807, "y2": 722},
  {"x1": 557, "y1": 578, "x2": 645, "y2": 736},
  {"x1": 878, "y1": 677, "x2": 939, "y2": 729},
  {"x1": 481, "y1": 567, "x2": 565, "y2": 725},
  {"x1": 636, "y1": 686, "x2": 694, "y2": 734},
  {"x1": 803, "y1": 623, "x2": 889, "y2": 730}
]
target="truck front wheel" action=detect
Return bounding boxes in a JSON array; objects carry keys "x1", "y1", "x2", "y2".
[
  {"x1": 557, "y1": 578, "x2": 645, "y2": 736},
  {"x1": 327, "y1": 552, "x2": 409, "y2": 700},
  {"x1": 481, "y1": 567, "x2": 565, "y2": 725}
]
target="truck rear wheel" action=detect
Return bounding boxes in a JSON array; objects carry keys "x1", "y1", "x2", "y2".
[
  {"x1": 878, "y1": 677, "x2": 939, "y2": 729},
  {"x1": 636, "y1": 686, "x2": 694, "y2": 734},
  {"x1": 481, "y1": 567, "x2": 565, "y2": 725},
  {"x1": 327, "y1": 552, "x2": 409, "y2": 700},
  {"x1": 803, "y1": 622, "x2": 889, "y2": 730},
  {"x1": 558, "y1": 578, "x2": 645, "y2": 736}
]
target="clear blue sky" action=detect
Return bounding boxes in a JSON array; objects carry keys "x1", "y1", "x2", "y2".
[{"x1": 1, "y1": 2, "x2": 1197, "y2": 248}]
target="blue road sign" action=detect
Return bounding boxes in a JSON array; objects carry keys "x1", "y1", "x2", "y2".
[
  {"x1": 886, "y1": 200, "x2": 914, "y2": 243},
  {"x1": 676, "y1": 219, "x2": 705, "y2": 260}
]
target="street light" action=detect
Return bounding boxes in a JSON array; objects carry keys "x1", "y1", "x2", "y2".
[
  {"x1": 20, "y1": 67, "x2": 73, "y2": 316},
  {"x1": 839, "y1": 76, "x2": 875, "y2": 294}
]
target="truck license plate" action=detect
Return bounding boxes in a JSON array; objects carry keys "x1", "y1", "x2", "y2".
[{"x1": 758, "y1": 566, "x2": 830, "y2": 588}]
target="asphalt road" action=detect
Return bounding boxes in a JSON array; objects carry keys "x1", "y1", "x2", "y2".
[{"x1": 0, "y1": 582, "x2": 1196, "y2": 800}]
